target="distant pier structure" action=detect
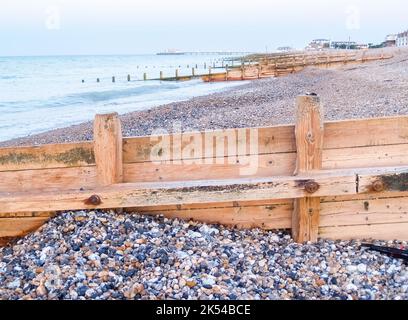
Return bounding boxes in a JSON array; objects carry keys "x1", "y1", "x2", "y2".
[{"x1": 156, "y1": 51, "x2": 254, "y2": 56}]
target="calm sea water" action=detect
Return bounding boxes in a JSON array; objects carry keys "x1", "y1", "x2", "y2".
[{"x1": 0, "y1": 54, "x2": 246, "y2": 142}]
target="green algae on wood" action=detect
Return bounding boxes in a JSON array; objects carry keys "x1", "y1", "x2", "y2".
[{"x1": 0, "y1": 147, "x2": 95, "y2": 170}]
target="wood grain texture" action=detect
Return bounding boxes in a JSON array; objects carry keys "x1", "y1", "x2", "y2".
[
  {"x1": 292, "y1": 95, "x2": 324, "y2": 243},
  {"x1": 123, "y1": 153, "x2": 296, "y2": 182},
  {"x1": 319, "y1": 223, "x2": 408, "y2": 241},
  {"x1": 94, "y1": 113, "x2": 123, "y2": 186},
  {"x1": 0, "y1": 166, "x2": 97, "y2": 193},
  {"x1": 321, "y1": 197, "x2": 408, "y2": 227},
  {"x1": 0, "y1": 171, "x2": 360, "y2": 214},
  {"x1": 134, "y1": 201, "x2": 293, "y2": 230},
  {"x1": 0, "y1": 142, "x2": 94, "y2": 172},
  {"x1": 0, "y1": 217, "x2": 50, "y2": 237}
]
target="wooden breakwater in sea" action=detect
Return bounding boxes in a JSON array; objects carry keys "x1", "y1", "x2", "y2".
[
  {"x1": 83, "y1": 49, "x2": 392, "y2": 84},
  {"x1": 202, "y1": 49, "x2": 392, "y2": 82}
]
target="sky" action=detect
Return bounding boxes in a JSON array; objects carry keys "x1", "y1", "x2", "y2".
[{"x1": 0, "y1": 0, "x2": 407, "y2": 56}]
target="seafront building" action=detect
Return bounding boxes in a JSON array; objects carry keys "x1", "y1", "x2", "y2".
[
  {"x1": 330, "y1": 41, "x2": 358, "y2": 49},
  {"x1": 397, "y1": 31, "x2": 408, "y2": 47},
  {"x1": 384, "y1": 34, "x2": 397, "y2": 47},
  {"x1": 306, "y1": 39, "x2": 330, "y2": 50}
]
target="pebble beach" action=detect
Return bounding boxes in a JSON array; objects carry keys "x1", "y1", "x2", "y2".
[
  {"x1": 1, "y1": 211, "x2": 407, "y2": 300},
  {"x1": 1, "y1": 48, "x2": 408, "y2": 300}
]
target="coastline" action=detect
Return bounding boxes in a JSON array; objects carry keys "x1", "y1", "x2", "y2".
[
  {"x1": 1, "y1": 49, "x2": 408, "y2": 300},
  {"x1": 2, "y1": 47, "x2": 408, "y2": 148}
]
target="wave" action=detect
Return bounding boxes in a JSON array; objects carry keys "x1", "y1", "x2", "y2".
[{"x1": 0, "y1": 81, "x2": 186, "y2": 112}]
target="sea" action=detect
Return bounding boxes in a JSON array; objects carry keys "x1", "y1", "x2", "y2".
[{"x1": 0, "y1": 54, "x2": 247, "y2": 142}]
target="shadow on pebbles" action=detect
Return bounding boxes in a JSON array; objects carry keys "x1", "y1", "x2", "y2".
[{"x1": 0, "y1": 211, "x2": 407, "y2": 300}]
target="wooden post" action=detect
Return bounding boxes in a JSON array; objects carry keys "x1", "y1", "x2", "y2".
[
  {"x1": 93, "y1": 113, "x2": 123, "y2": 186},
  {"x1": 292, "y1": 94, "x2": 324, "y2": 243},
  {"x1": 160, "y1": 71, "x2": 163, "y2": 80},
  {"x1": 175, "y1": 69, "x2": 179, "y2": 79},
  {"x1": 192, "y1": 67, "x2": 195, "y2": 76},
  {"x1": 361, "y1": 50, "x2": 366, "y2": 63},
  {"x1": 143, "y1": 73, "x2": 147, "y2": 81}
]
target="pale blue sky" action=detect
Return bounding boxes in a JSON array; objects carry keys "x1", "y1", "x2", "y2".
[{"x1": 1, "y1": 0, "x2": 407, "y2": 56}]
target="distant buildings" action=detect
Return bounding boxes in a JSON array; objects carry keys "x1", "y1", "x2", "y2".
[
  {"x1": 305, "y1": 39, "x2": 369, "y2": 51},
  {"x1": 276, "y1": 46, "x2": 295, "y2": 52},
  {"x1": 330, "y1": 41, "x2": 358, "y2": 49},
  {"x1": 306, "y1": 39, "x2": 330, "y2": 51},
  {"x1": 384, "y1": 34, "x2": 397, "y2": 47},
  {"x1": 304, "y1": 31, "x2": 408, "y2": 51},
  {"x1": 397, "y1": 30, "x2": 408, "y2": 47}
]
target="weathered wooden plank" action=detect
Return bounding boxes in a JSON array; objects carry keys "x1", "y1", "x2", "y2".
[
  {"x1": 1, "y1": 116, "x2": 407, "y2": 173},
  {"x1": 320, "y1": 197, "x2": 408, "y2": 227},
  {"x1": 0, "y1": 171, "x2": 359, "y2": 214},
  {"x1": 0, "y1": 217, "x2": 50, "y2": 238},
  {"x1": 123, "y1": 153, "x2": 296, "y2": 182},
  {"x1": 292, "y1": 94, "x2": 324, "y2": 243},
  {"x1": 123, "y1": 125, "x2": 296, "y2": 163},
  {"x1": 135, "y1": 202, "x2": 292, "y2": 230},
  {"x1": 322, "y1": 192, "x2": 408, "y2": 203},
  {"x1": 2, "y1": 166, "x2": 408, "y2": 214},
  {"x1": 94, "y1": 113, "x2": 123, "y2": 186},
  {"x1": 323, "y1": 144, "x2": 408, "y2": 170},
  {"x1": 0, "y1": 211, "x2": 55, "y2": 218},
  {"x1": 1, "y1": 139, "x2": 402, "y2": 193},
  {"x1": 0, "y1": 142, "x2": 94, "y2": 172},
  {"x1": 0, "y1": 167, "x2": 97, "y2": 193},
  {"x1": 121, "y1": 143, "x2": 408, "y2": 183},
  {"x1": 323, "y1": 116, "x2": 408, "y2": 150},
  {"x1": 319, "y1": 223, "x2": 408, "y2": 241},
  {"x1": 130, "y1": 199, "x2": 292, "y2": 212},
  {"x1": 7, "y1": 142, "x2": 405, "y2": 194},
  {"x1": 359, "y1": 169, "x2": 408, "y2": 194},
  {"x1": 122, "y1": 116, "x2": 408, "y2": 164}
]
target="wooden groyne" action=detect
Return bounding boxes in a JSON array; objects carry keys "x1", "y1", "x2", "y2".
[
  {"x1": 1, "y1": 94, "x2": 408, "y2": 245},
  {"x1": 202, "y1": 49, "x2": 393, "y2": 82},
  {"x1": 81, "y1": 49, "x2": 392, "y2": 84}
]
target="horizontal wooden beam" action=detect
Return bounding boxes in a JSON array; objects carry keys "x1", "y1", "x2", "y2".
[
  {"x1": 320, "y1": 222, "x2": 408, "y2": 241},
  {"x1": 1, "y1": 116, "x2": 407, "y2": 173},
  {"x1": 1, "y1": 166, "x2": 408, "y2": 214},
  {"x1": 0, "y1": 217, "x2": 50, "y2": 238},
  {"x1": 0, "y1": 142, "x2": 94, "y2": 172},
  {"x1": 123, "y1": 116, "x2": 408, "y2": 164}
]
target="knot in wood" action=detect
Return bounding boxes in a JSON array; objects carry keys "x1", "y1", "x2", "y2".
[
  {"x1": 372, "y1": 180, "x2": 385, "y2": 192},
  {"x1": 85, "y1": 195, "x2": 102, "y2": 206},
  {"x1": 304, "y1": 181, "x2": 320, "y2": 194}
]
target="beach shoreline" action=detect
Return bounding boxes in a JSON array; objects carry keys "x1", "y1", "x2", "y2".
[
  {"x1": 1, "y1": 48, "x2": 408, "y2": 300},
  {"x1": 1, "y1": 47, "x2": 408, "y2": 148}
]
